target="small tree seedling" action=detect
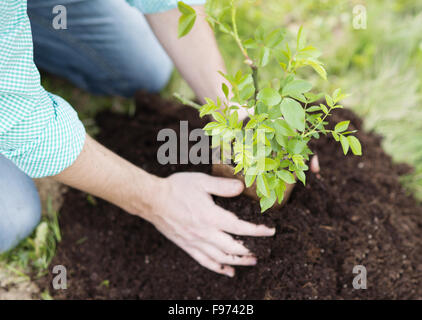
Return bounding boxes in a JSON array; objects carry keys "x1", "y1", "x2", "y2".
[{"x1": 176, "y1": 1, "x2": 362, "y2": 212}]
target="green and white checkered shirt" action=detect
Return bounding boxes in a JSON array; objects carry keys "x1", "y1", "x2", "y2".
[{"x1": 0, "y1": 0, "x2": 204, "y2": 178}]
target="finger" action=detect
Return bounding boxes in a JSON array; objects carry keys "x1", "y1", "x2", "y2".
[
  {"x1": 207, "y1": 231, "x2": 252, "y2": 256},
  {"x1": 185, "y1": 246, "x2": 235, "y2": 277},
  {"x1": 216, "y1": 206, "x2": 276, "y2": 237},
  {"x1": 199, "y1": 174, "x2": 244, "y2": 197},
  {"x1": 310, "y1": 155, "x2": 320, "y2": 173},
  {"x1": 236, "y1": 107, "x2": 251, "y2": 122},
  {"x1": 199, "y1": 243, "x2": 257, "y2": 266}
]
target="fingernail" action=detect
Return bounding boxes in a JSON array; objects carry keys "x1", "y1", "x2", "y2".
[
  {"x1": 235, "y1": 181, "x2": 244, "y2": 191},
  {"x1": 227, "y1": 271, "x2": 235, "y2": 277},
  {"x1": 224, "y1": 267, "x2": 235, "y2": 277}
]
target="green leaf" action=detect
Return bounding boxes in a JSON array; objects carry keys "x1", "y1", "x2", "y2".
[
  {"x1": 275, "y1": 133, "x2": 288, "y2": 148},
  {"x1": 273, "y1": 119, "x2": 296, "y2": 136},
  {"x1": 268, "y1": 105, "x2": 282, "y2": 119},
  {"x1": 245, "y1": 118, "x2": 257, "y2": 129},
  {"x1": 275, "y1": 180, "x2": 286, "y2": 204},
  {"x1": 256, "y1": 101, "x2": 268, "y2": 114},
  {"x1": 332, "y1": 88, "x2": 341, "y2": 103},
  {"x1": 177, "y1": 1, "x2": 195, "y2": 14},
  {"x1": 258, "y1": 47, "x2": 271, "y2": 67},
  {"x1": 271, "y1": 78, "x2": 281, "y2": 91},
  {"x1": 229, "y1": 111, "x2": 238, "y2": 128},
  {"x1": 260, "y1": 190, "x2": 277, "y2": 213},
  {"x1": 296, "y1": 46, "x2": 321, "y2": 59},
  {"x1": 332, "y1": 131, "x2": 340, "y2": 141},
  {"x1": 325, "y1": 94, "x2": 334, "y2": 108},
  {"x1": 276, "y1": 50, "x2": 290, "y2": 69},
  {"x1": 332, "y1": 88, "x2": 348, "y2": 103},
  {"x1": 296, "y1": 170, "x2": 306, "y2": 185},
  {"x1": 244, "y1": 38, "x2": 258, "y2": 49},
  {"x1": 302, "y1": 59, "x2": 327, "y2": 80},
  {"x1": 202, "y1": 121, "x2": 221, "y2": 131},
  {"x1": 306, "y1": 105, "x2": 321, "y2": 112},
  {"x1": 254, "y1": 26, "x2": 265, "y2": 42},
  {"x1": 257, "y1": 174, "x2": 270, "y2": 197},
  {"x1": 287, "y1": 139, "x2": 307, "y2": 154},
  {"x1": 280, "y1": 98, "x2": 306, "y2": 131},
  {"x1": 178, "y1": 12, "x2": 196, "y2": 38},
  {"x1": 340, "y1": 135, "x2": 350, "y2": 155},
  {"x1": 282, "y1": 79, "x2": 312, "y2": 97},
  {"x1": 257, "y1": 87, "x2": 281, "y2": 106},
  {"x1": 348, "y1": 136, "x2": 362, "y2": 156},
  {"x1": 335, "y1": 121, "x2": 350, "y2": 133},
  {"x1": 265, "y1": 158, "x2": 279, "y2": 171},
  {"x1": 304, "y1": 92, "x2": 324, "y2": 103},
  {"x1": 233, "y1": 163, "x2": 243, "y2": 174},
  {"x1": 258, "y1": 124, "x2": 275, "y2": 133},
  {"x1": 239, "y1": 83, "x2": 255, "y2": 100},
  {"x1": 296, "y1": 25, "x2": 306, "y2": 50},
  {"x1": 276, "y1": 170, "x2": 296, "y2": 184},
  {"x1": 320, "y1": 104, "x2": 329, "y2": 114},
  {"x1": 219, "y1": 22, "x2": 231, "y2": 34},
  {"x1": 292, "y1": 154, "x2": 305, "y2": 167},
  {"x1": 213, "y1": 112, "x2": 226, "y2": 124},
  {"x1": 222, "y1": 83, "x2": 229, "y2": 99},
  {"x1": 245, "y1": 172, "x2": 256, "y2": 187},
  {"x1": 265, "y1": 29, "x2": 285, "y2": 48}
]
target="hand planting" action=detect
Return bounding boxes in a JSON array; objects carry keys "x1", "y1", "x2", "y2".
[{"x1": 177, "y1": 1, "x2": 362, "y2": 212}]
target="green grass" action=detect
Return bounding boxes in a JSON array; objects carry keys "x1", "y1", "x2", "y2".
[{"x1": 0, "y1": 196, "x2": 61, "y2": 280}]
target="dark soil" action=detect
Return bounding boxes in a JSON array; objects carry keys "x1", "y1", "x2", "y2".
[{"x1": 41, "y1": 92, "x2": 422, "y2": 299}]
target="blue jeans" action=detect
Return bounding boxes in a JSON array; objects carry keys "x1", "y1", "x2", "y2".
[
  {"x1": 0, "y1": 1, "x2": 173, "y2": 252},
  {"x1": 0, "y1": 156, "x2": 41, "y2": 253},
  {"x1": 28, "y1": 0, "x2": 173, "y2": 96}
]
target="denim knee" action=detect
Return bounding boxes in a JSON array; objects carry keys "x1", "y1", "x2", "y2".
[
  {"x1": 28, "y1": 0, "x2": 174, "y2": 97},
  {"x1": 0, "y1": 157, "x2": 41, "y2": 253}
]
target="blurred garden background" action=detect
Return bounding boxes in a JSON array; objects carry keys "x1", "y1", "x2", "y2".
[{"x1": 1, "y1": 0, "x2": 421, "y2": 298}]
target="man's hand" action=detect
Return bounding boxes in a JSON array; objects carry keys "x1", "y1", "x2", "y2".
[
  {"x1": 146, "y1": 172, "x2": 275, "y2": 277},
  {"x1": 54, "y1": 136, "x2": 275, "y2": 277}
]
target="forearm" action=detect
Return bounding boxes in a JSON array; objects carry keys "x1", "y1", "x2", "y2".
[
  {"x1": 52, "y1": 135, "x2": 162, "y2": 218},
  {"x1": 146, "y1": 6, "x2": 228, "y2": 104}
]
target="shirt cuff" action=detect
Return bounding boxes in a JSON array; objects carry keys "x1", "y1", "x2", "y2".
[
  {"x1": 4, "y1": 93, "x2": 86, "y2": 178},
  {"x1": 126, "y1": 0, "x2": 206, "y2": 14}
]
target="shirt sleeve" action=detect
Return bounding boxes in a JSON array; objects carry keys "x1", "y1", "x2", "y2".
[
  {"x1": 0, "y1": 1, "x2": 86, "y2": 178},
  {"x1": 0, "y1": 91, "x2": 86, "y2": 178},
  {"x1": 126, "y1": 0, "x2": 206, "y2": 14}
]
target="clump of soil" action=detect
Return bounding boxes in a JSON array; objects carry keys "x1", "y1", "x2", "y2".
[{"x1": 41, "y1": 92, "x2": 422, "y2": 299}]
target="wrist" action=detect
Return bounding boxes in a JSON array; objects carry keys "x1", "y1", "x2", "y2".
[{"x1": 125, "y1": 169, "x2": 166, "y2": 220}]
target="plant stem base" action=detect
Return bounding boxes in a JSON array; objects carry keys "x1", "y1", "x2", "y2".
[{"x1": 211, "y1": 163, "x2": 295, "y2": 209}]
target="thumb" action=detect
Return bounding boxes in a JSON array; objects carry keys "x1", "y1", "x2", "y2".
[
  {"x1": 310, "y1": 155, "x2": 320, "y2": 173},
  {"x1": 199, "y1": 174, "x2": 244, "y2": 197}
]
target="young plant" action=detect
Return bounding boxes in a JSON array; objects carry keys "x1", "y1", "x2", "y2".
[{"x1": 176, "y1": 1, "x2": 362, "y2": 212}]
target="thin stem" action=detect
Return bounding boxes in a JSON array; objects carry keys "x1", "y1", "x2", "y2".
[
  {"x1": 231, "y1": 1, "x2": 250, "y2": 62},
  {"x1": 304, "y1": 123, "x2": 334, "y2": 138},
  {"x1": 303, "y1": 104, "x2": 335, "y2": 138},
  {"x1": 230, "y1": 1, "x2": 259, "y2": 98},
  {"x1": 252, "y1": 67, "x2": 259, "y2": 100},
  {"x1": 173, "y1": 93, "x2": 202, "y2": 110}
]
